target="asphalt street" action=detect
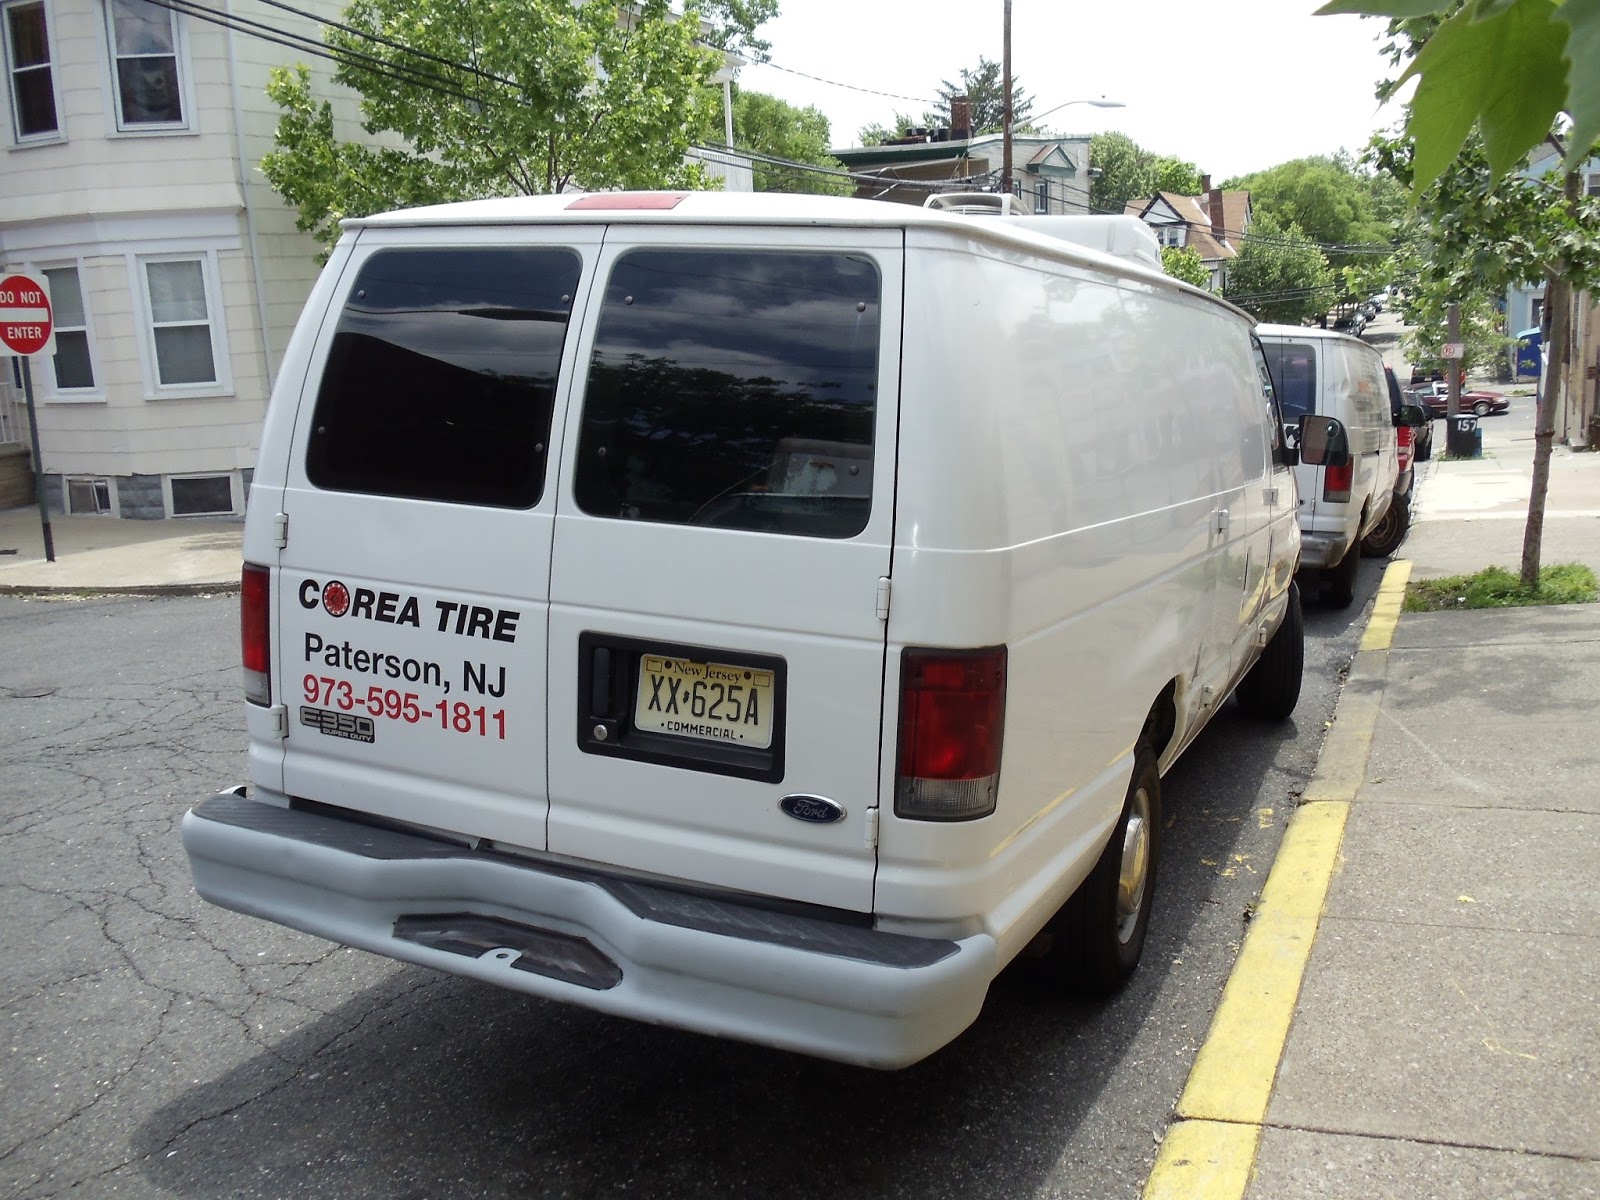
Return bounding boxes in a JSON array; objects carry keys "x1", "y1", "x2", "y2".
[{"x1": 0, "y1": 577, "x2": 1381, "y2": 1200}]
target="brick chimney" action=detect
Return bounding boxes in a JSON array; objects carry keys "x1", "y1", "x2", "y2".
[
  {"x1": 1199, "y1": 173, "x2": 1211, "y2": 194},
  {"x1": 1209, "y1": 187, "x2": 1226, "y2": 243},
  {"x1": 950, "y1": 96, "x2": 971, "y2": 141}
]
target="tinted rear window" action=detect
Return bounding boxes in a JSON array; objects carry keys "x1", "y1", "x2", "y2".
[
  {"x1": 1262, "y1": 341, "x2": 1317, "y2": 422},
  {"x1": 306, "y1": 247, "x2": 582, "y2": 507},
  {"x1": 573, "y1": 249, "x2": 882, "y2": 538}
]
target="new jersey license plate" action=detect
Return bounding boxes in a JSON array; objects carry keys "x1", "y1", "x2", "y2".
[{"x1": 634, "y1": 655, "x2": 775, "y2": 749}]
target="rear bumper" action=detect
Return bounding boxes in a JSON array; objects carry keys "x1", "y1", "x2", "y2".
[
  {"x1": 1296, "y1": 529, "x2": 1353, "y2": 570},
  {"x1": 182, "y1": 790, "x2": 997, "y2": 1069}
]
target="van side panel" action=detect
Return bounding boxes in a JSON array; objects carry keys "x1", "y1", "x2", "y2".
[{"x1": 877, "y1": 231, "x2": 1264, "y2": 960}]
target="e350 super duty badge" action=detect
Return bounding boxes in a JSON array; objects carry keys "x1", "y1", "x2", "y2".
[{"x1": 299, "y1": 706, "x2": 376, "y2": 743}]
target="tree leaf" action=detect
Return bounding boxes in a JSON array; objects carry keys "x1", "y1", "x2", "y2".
[
  {"x1": 1403, "y1": 0, "x2": 1567, "y2": 192},
  {"x1": 1559, "y1": 0, "x2": 1600, "y2": 165},
  {"x1": 1314, "y1": 0, "x2": 1452, "y2": 16}
]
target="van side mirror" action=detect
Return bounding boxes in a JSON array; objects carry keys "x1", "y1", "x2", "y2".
[
  {"x1": 1298, "y1": 414, "x2": 1350, "y2": 467},
  {"x1": 1398, "y1": 403, "x2": 1429, "y2": 429}
]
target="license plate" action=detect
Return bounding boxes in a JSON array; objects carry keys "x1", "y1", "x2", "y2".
[{"x1": 634, "y1": 655, "x2": 775, "y2": 749}]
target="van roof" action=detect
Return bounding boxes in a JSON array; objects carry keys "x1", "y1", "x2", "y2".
[
  {"x1": 347, "y1": 192, "x2": 1249, "y2": 320},
  {"x1": 1256, "y1": 322, "x2": 1378, "y2": 349}
]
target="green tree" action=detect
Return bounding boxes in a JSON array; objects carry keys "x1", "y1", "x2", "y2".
[
  {"x1": 1223, "y1": 157, "x2": 1397, "y2": 267},
  {"x1": 1368, "y1": 122, "x2": 1600, "y2": 586},
  {"x1": 1343, "y1": 0, "x2": 1600, "y2": 587},
  {"x1": 1151, "y1": 156, "x2": 1204, "y2": 197},
  {"x1": 261, "y1": 0, "x2": 733, "y2": 256},
  {"x1": 934, "y1": 56, "x2": 1033, "y2": 135},
  {"x1": 1162, "y1": 245, "x2": 1212, "y2": 288},
  {"x1": 1222, "y1": 213, "x2": 1338, "y2": 324},
  {"x1": 858, "y1": 57, "x2": 1034, "y2": 144},
  {"x1": 1089, "y1": 132, "x2": 1202, "y2": 212},
  {"x1": 1317, "y1": 0, "x2": 1599, "y2": 188},
  {"x1": 727, "y1": 88, "x2": 852, "y2": 196}
]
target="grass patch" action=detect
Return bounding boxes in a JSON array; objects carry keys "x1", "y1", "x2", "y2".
[{"x1": 1404, "y1": 563, "x2": 1598, "y2": 611}]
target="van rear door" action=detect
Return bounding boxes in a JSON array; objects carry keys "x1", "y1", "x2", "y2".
[
  {"x1": 1262, "y1": 337, "x2": 1322, "y2": 527},
  {"x1": 545, "y1": 227, "x2": 902, "y2": 913},
  {"x1": 275, "y1": 229, "x2": 601, "y2": 851}
]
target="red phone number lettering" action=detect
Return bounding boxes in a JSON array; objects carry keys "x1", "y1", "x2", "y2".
[{"x1": 302, "y1": 674, "x2": 506, "y2": 739}]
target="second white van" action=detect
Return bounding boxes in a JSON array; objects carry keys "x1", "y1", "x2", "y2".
[{"x1": 1257, "y1": 324, "x2": 1398, "y2": 607}]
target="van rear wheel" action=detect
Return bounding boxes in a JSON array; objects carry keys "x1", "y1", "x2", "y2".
[
  {"x1": 1235, "y1": 582, "x2": 1303, "y2": 720},
  {"x1": 1322, "y1": 541, "x2": 1361, "y2": 608},
  {"x1": 1362, "y1": 493, "x2": 1410, "y2": 558},
  {"x1": 1046, "y1": 745, "x2": 1161, "y2": 995}
]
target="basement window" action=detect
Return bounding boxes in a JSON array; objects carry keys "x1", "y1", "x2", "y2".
[
  {"x1": 169, "y1": 473, "x2": 233, "y2": 516},
  {"x1": 66, "y1": 477, "x2": 112, "y2": 515}
]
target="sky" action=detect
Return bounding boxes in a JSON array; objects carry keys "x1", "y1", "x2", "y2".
[{"x1": 733, "y1": 0, "x2": 1412, "y2": 182}]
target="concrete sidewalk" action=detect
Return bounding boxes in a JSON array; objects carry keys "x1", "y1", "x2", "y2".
[
  {"x1": 1149, "y1": 403, "x2": 1600, "y2": 1198},
  {"x1": 0, "y1": 505, "x2": 241, "y2": 594}
]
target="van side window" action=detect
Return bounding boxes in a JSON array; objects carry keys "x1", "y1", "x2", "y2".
[
  {"x1": 574, "y1": 249, "x2": 881, "y2": 538},
  {"x1": 1251, "y1": 337, "x2": 1286, "y2": 460},
  {"x1": 1261, "y1": 341, "x2": 1316, "y2": 423},
  {"x1": 306, "y1": 247, "x2": 582, "y2": 508}
]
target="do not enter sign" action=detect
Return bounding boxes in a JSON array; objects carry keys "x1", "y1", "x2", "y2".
[{"x1": 0, "y1": 272, "x2": 55, "y2": 357}]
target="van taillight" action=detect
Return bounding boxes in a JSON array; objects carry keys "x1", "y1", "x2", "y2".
[
  {"x1": 895, "y1": 647, "x2": 1007, "y2": 821},
  {"x1": 1323, "y1": 459, "x2": 1353, "y2": 503},
  {"x1": 1396, "y1": 424, "x2": 1413, "y2": 472},
  {"x1": 242, "y1": 563, "x2": 271, "y2": 706}
]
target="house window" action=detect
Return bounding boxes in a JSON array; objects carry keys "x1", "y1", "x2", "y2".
[
  {"x1": 1035, "y1": 180, "x2": 1050, "y2": 213},
  {"x1": 42, "y1": 265, "x2": 96, "y2": 393},
  {"x1": 139, "y1": 256, "x2": 220, "y2": 387},
  {"x1": 169, "y1": 473, "x2": 234, "y2": 516},
  {"x1": 67, "y1": 477, "x2": 113, "y2": 515},
  {"x1": 1587, "y1": 172, "x2": 1600, "y2": 197},
  {"x1": 103, "y1": 0, "x2": 186, "y2": 129},
  {"x1": 3, "y1": 0, "x2": 58, "y2": 140}
]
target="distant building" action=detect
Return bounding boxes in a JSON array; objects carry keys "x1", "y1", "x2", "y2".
[
  {"x1": 1126, "y1": 177, "x2": 1251, "y2": 292},
  {"x1": 831, "y1": 130, "x2": 1094, "y2": 214},
  {"x1": 1507, "y1": 147, "x2": 1600, "y2": 444}
]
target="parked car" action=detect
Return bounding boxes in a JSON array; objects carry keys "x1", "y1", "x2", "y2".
[
  {"x1": 180, "y1": 194, "x2": 1348, "y2": 1070},
  {"x1": 1366, "y1": 369, "x2": 1431, "y2": 557},
  {"x1": 1258, "y1": 324, "x2": 1399, "y2": 607},
  {"x1": 1398, "y1": 391, "x2": 1435, "y2": 462},
  {"x1": 1413, "y1": 381, "x2": 1509, "y2": 418}
]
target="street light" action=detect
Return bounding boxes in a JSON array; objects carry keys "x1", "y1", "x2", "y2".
[{"x1": 1003, "y1": 98, "x2": 1125, "y2": 206}]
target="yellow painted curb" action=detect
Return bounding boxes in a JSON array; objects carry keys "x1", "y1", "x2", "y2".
[
  {"x1": 1143, "y1": 1120, "x2": 1260, "y2": 1200},
  {"x1": 1175, "y1": 803, "x2": 1349, "y2": 1126},
  {"x1": 1145, "y1": 564, "x2": 1408, "y2": 1200},
  {"x1": 1359, "y1": 560, "x2": 1412, "y2": 653}
]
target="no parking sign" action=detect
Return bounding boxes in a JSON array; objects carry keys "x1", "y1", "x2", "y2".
[{"x1": 0, "y1": 272, "x2": 55, "y2": 357}]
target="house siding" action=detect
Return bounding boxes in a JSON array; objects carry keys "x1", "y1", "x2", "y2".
[{"x1": 1, "y1": 0, "x2": 358, "y2": 516}]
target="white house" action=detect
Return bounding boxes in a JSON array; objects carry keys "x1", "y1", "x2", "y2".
[
  {"x1": 1126, "y1": 175, "x2": 1251, "y2": 292},
  {"x1": 1, "y1": 0, "x2": 750, "y2": 519},
  {"x1": 0, "y1": 0, "x2": 374, "y2": 517}
]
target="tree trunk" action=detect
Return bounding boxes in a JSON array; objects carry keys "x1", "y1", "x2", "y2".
[{"x1": 1521, "y1": 169, "x2": 1583, "y2": 591}]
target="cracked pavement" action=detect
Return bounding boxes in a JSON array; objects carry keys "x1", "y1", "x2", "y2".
[{"x1": 1, "y1": 585, "x2": 1375, "y2": 1200}]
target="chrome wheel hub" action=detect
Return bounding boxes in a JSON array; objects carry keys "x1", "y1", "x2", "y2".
[{"x1": 1116, "y1": 787, "x2": 1152, "y2": 944}]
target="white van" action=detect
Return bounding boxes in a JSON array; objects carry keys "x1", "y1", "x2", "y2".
[
  {"x1": 1256, "y1": 324, "x2": 1398, "y2": 608},
  {"x1": 183, "y1": 193, "x2": 1343, "y2": 1068}
]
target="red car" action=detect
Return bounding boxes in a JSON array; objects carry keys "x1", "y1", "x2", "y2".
[{"x1": 1411, "y1": 382, "x2": 1509, "y2": 419}]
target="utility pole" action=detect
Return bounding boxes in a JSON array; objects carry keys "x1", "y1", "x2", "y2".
[
  {"x1": 1446, "y1": 302, "x2": 1461, "y2": 419},
  {"x1": 1001, "y1": 0, "x2": 1012, "y2": 200}
]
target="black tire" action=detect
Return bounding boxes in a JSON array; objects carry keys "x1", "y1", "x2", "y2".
[
  {"x1": 1362, "y1": 493, "x2": 1410, "y2": 557},
  {"x1": 1046, "y1": 745, "x2": 1161, "y2": 995},
  {"x1": 1322, "y1": 539, "x2": 1362, "y2": 608},
  {"x1": 1473, "y1": 400, "x2": 1492, "y2": 417},
  {"x1": 1235, "y1": 582, "x2": 1304, "y2": 719},
  {"x1": 1416, "y1": 428, "x2": 1433, "y2": 462}
]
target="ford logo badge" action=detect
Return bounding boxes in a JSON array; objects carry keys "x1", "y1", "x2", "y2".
[{"x1": 780, "y1": 794, "x2": 846, "y2": 824}]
